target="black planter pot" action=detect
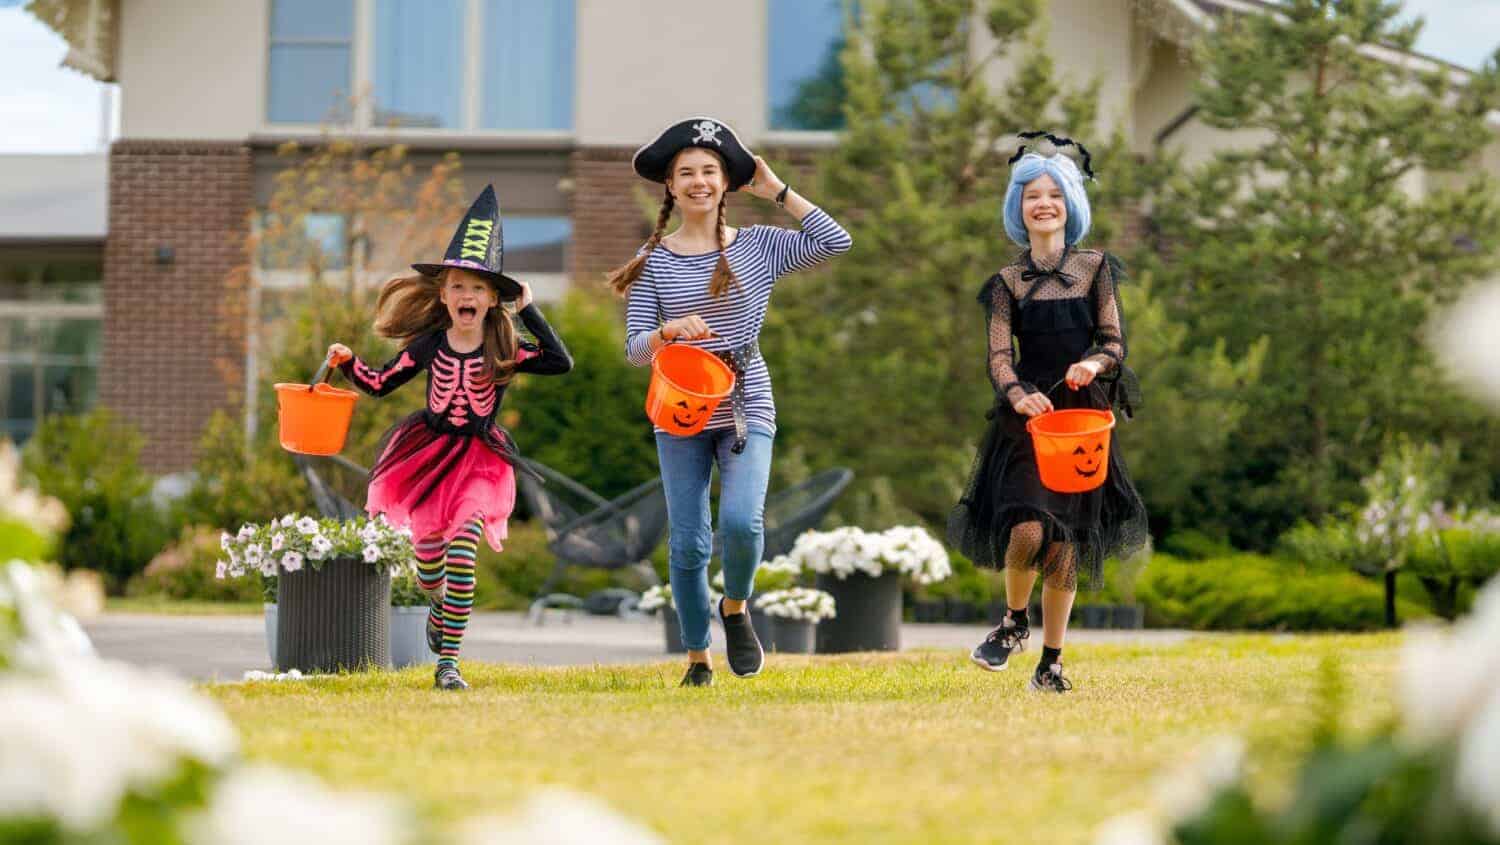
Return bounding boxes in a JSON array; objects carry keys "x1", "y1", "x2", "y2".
[
  {"x1": 662, "y1": 606, "x2": 686, "y2": 653},
  {"x1": 1112, "y1": 604, "x2": 1145, "y2": 629},
  {"x1": 276, "y1": 556, "x2": 390, "y2": 673},
  {"x1": 944, "y1": 597, "x2": 981, "y2": 624},
  {"x1": 815, "y1": 571, "x2": 902, "y2": 653},
  {"x1": 1029, "y1": 601, "x2": 1044, "y2": 628},
  {"x1": 770, "y1": 617, "x2": 815, "y2": 654},
  {"x1": 1078, "y1": 605, "x2": 1112, "y2": 629},
  {"x1": 749, "y1": 607, "x2": 774, "y2": 649}
]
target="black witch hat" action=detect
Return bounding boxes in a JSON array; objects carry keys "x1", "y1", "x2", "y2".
[
  {"x1": 632, "y1": 116, "x2": 757, "y2": 191},
  {"x1": 412, "y1": 184, "x2": 523, "y2": 299}
]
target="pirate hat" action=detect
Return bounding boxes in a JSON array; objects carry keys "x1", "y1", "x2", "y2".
[
  {"x1": 411, "y1": 184, "x2": 523, "y2": 299},
  {"x1": 632, "y1": 117, "x2": 757, "y2": 191}
]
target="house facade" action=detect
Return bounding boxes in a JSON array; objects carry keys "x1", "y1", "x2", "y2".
[{"x1": 21, "y1": 0, "x2": 1500, "y2": 470}]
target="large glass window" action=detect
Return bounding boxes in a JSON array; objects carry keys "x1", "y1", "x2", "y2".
[
  {"x1": 267, "y1": 0, "x2": 575, "y2": 131},
  {"x1": 767, "y1": 0, "x2": 846, "y2": 131},
  {"x1": 373, "y1": 0, "x2": 465, "y2": 129},
  {"x1": 481, "y1": 0, "x2": 575, "y2": 130},
  {"x1": 0, "y1": 263, "x2": 102, "y2": 443},
  {"x1": 267, "y1": 0, "x2": 355, "y2": 124},
  {"x1": 504, "y1": 217, "x2": 571, "y2": 274}
]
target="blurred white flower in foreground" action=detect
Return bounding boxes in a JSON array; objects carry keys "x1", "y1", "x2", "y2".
[
  {"x1": 188, "y1": 766, "x2": 409, "y2": 845},
  {"x1": 1151, "y1": 735, "x2": 1246, "y2": 823},
  {"x1": 1092, "y1": 810, "x2": 1165, "y2": 845},
  {"x1": 0, "y1": 441, "x2": 68, "y2": 534},
  {"x1": 453, "y1": 789, "x2": 663, "y2": 845},
  {"x1": 1, "y1": 560, "x2": 95, "y2": 670},
  {"x1": 1400, "y1": 576, "x2": 1500, "y2": 742}
]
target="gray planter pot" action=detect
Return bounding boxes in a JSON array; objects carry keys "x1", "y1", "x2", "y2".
[
  {"x1": 1078, "y1": 605, "x2": 1112, "y2": 629},
  {"x1": 662, "y1": 606, "x2": 685, "y2": 653},
  {"x1": 749, "y1": 607, "x2": 773, "y2": 648},
  {"x1": 769, "y1": 616, "x2": 815, "y2": 654},
  {"x1": 275, "y1": 556, "x2": 390, "y2": 673},
  {"x1": 264, "y1": 602, "x2": 278, "y2": 665},
  {"x1": 815, "y1": 571, "x2": 902, "y2": 653},
  {"x1": 390, "y1": 605, "x2": 436, "y2": 668},
  {"x1": 1112, "y1": 604, "x2": 1145, "y2": 629}
]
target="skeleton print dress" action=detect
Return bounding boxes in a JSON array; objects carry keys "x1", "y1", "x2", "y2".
[
  {"x1": 338, "y1": 304, "x2": 571, "y2": 550},
  {"x1": 947, "y1": 247, "x2": 1147, "y2": 589}
]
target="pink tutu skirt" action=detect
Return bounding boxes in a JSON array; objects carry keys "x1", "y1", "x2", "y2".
[{"x1": 364, "y1": 415, "x2": 515, "y2": 551}]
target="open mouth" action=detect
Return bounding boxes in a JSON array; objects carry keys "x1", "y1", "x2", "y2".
[{"x1": 457, "y1": 306, "x2": 478, "y2": 319}]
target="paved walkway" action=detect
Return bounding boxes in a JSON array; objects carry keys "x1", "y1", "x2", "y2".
[{"x1": 83, "y1": 611, "x2": 1200, "y2": 682}]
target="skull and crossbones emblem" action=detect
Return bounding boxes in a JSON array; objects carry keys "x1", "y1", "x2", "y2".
[{"x1": 690, "y1": 120, "x2": 724, "y2": 146}]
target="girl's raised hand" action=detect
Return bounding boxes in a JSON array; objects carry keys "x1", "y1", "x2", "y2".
[
  {"x1": 1065, "y1": 359, "x2": 1102, "y2": 390},
  {"x1": 1012, "y1": 392, "x2": 1054, "y2": 417},
  {"x1": 327, "y1": 343, "x2": 353, "y2": 365},
  {"x1": 662, "y1": 315, "x2": 714, "y2": 341},
  {"x1": 514, "y1": 280, "x2": 534, "y2": 311},
  {"x1": 739, "y1": 156, "x2": 786, "y2": 201}
]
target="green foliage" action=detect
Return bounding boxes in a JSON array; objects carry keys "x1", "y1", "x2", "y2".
[
  {"x1": 1141, "y1": 0, "x2": 1500, "y2": 544},
  {"x1": 470, "y1": 520, "x2": 621, "y2": 611},
  {"x1": 0, "y1": 517, "x2": 54, "y2": 565},
  {"x1": 174, "y1": 411, "x2": 309, "y2": 531},
  {"x1": 766, "y1": 0, "x2": 1160, "y2": 529},
  {"x1": 505, "y1": 294, "x2": 659, "y2": 500},
  {"x1": 21, "y1": 411, "x2": 170, "y2": 591},
  {"x1": 126, "y1": 525, "x2": 264, "y2": 603},
  {"x1": 1136, "y1": 553, "x2": 1428, "y2": 631}
]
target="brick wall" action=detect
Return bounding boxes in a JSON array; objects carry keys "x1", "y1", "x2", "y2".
[{"x1": 104, "y1": 140, "x2": 252, "y2": 473}]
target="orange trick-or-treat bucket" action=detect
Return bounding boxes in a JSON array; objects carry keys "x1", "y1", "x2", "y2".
[
  {"x1": 645, "y1": 343, "x2": 736, "y2": 436},
  {"x1": 275, "y1": 357, "x2": 358, "y2": 456},
  {"x1": 1025, "y1": 408, "x2": 1116, "y2": 493}
]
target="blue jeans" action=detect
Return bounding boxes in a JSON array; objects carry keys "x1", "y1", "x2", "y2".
[{"x1": 655, "y1": 426, "x2": 774, "y2": 651}]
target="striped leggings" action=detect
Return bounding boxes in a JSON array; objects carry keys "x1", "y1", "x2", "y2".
[{"x1": 413, "y1": 516, "x2": 483, "y2": 668}]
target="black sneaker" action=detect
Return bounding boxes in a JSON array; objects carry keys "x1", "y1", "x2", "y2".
[
  {"x1": 426, "y1": 600, "x2": 444, "y2": 655},
  {"x1": 971, "y1": 618, "x2": 1029, "y2": 671},
  {"x1": 680, "y1": 662, "x2": 714, "y2": 687},
  {"x1": 1030, "y1": 661, "x2": 1073, "y2": 694},
  {"x1": 719, "y1": 598, "x2": 764, "y2": 678},
  {"x1": 434, "y1": 663, "x2": 468, "y2": 691}
]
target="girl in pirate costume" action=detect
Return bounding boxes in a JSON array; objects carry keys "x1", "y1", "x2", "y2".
[
  {"x1": 948, "y1": 134, "x2": 1147, "y2": 693},
  {"x1": 328, "y1": 185, "x2": 573, "y2": 691},
  {"x1": 612, "y1": 117, "x2": 851, "y2": 687}
]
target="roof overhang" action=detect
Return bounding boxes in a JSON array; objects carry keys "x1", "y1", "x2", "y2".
[{"x1": 24, "y1": 0, "x2": 118, "y2": 83}]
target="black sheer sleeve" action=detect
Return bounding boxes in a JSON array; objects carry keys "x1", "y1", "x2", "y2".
[{"x1": 514, "y1": 304, "x2": 574, "y2": 376}]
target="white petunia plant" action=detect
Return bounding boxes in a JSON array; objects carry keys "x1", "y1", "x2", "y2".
[
  {"x1": 637, "y1": 583, "x2": 722, "y2": 614},
  {"x1": 755, "y1": 587, "x2": 836, "y2": 623},
  {"x1": 787, "y1": 525, "x2": 952, "y2": 585},
  {"x1": 216, "y1": 514, "x2": 415, "y2": 581}
]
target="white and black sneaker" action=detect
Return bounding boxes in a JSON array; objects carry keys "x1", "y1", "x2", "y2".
[
  {"x1": 719, "y1": 598, "x2": 765, "y2": 678},
  {"x1": 434, "y1": 663, "x2": 469, "y2": 691},
  {"x1": 1030, "y1": 662, "x2": 1073, "y2": 694},
  {"x1": 971, "y1": 617, "x2": 1029, "y2": 671}
]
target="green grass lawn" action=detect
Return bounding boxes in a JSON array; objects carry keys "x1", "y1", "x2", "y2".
[{"x1": 207, "y1": 634, "x2": 1400, "y2": 845}]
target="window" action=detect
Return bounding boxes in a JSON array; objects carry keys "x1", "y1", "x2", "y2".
[
  {"x1": 504, "y1": 217, "x2": 571, "y2": 274},
  {"x1": 258, "y1": 213, "x2": 348, "y2": 272},
  {"x1": 0, "y1": 265, "x2": 102, "y2": 443},
  {"x1": 267, "y1": 0, "x2": 354, "y2": 124},
  {"x1": 268, "y1": 0, "x2": 575, "y2": 132},
  {"x1": 767, "y1": 0, "x2": 846, "y2": 131}
]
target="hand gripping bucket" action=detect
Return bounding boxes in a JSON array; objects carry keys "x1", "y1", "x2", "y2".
[
  {"x1": 274, "y1": 357, "x2": 358, "y2": 456},
  {"x1": 645, "y1": 343, "x2": 735, "y2": 436},
  {"x1": 1025, "y1": 407, "x2": 1116, "y2": 493}
]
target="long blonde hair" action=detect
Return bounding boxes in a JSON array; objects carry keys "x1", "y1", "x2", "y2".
[
  {"x1": 607, "y1": 150, "x2": 738, "y2": 298},
  {"x1": 374, "y1": 269, "x2": 518, "y2": 385}
]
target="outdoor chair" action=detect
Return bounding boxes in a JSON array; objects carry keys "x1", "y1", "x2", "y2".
[{"x1": 713, "y1": 468, "x2": 854, "y2": 562}]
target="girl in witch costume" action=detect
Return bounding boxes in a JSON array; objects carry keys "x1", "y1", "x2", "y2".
[
  {"x1": 328, "y1": 185, "x2": 573, "y2": 691},
  {"x1": 947, "y1": 133, "x2": 1147, "y2": 693},
  {"x1": 612, "y1": 117, "x2": 851, "y2": 687}
]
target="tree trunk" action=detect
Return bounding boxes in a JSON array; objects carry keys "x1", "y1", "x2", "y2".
[{"x1": 1384, "y1": 570, "x2": 1398, "y2": 628}]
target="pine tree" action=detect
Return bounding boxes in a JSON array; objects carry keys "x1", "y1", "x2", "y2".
[{"x1": 1141, "y1": 0, "x2": 1500, "y2": 545}]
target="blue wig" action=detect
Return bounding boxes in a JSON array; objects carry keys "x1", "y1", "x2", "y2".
[{"x1": 1001, "y1": 153, "x2": 1092, "y2": 247}]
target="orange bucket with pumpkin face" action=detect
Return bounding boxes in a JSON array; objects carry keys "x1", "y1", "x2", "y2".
[
  {"x1": 645, "y1": 343, "x2": 735, "y2": 436},
  {"x1": 1026, "y1": 408, "x2": 1116, "y2": 493},
  {"x1": 275, "y1": 357, "x2": 358, "y2": 455}
]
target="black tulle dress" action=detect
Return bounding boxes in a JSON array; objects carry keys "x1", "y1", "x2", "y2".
[{"x1": 947, "y1": 246, "x2": 1147, "y2": 589}]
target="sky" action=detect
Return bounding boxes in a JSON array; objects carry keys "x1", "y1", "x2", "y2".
[{"x1": 0, "y1": 0, "x2": 1496, "y2": 154}]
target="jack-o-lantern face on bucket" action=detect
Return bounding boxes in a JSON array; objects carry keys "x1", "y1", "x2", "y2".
[
  {"x1": 672, "y1": 399, "x2": 711, "y2": 429},
  {"x1": 1072, "y1": 441, "x2": 1106, "y2": 478}
]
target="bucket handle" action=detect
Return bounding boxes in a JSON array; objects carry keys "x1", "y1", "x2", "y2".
[
  {"x1": 306, "y1": 355, "x2": 336, "y2": 392},
  {"x1": 1044, "y1": 378, "x2": 1108, "y2": 401}
]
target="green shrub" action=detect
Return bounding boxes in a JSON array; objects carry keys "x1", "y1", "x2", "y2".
[
  {"x1": 1160, "y1": 529, "x2": 1237, "y2": 561},
  {"x1": 1136, "y1": 553, "x2": 1429, "y2": 631},
  {"x1": 22, "y1": 411, "x2": 170, "y2": 591},
  {"x1": 126, "y1": 525, "x2": 262, "y2": 603}
]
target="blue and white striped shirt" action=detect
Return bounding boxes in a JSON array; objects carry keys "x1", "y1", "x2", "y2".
[{"x1": 625, "y1": 207, "x2": 853, "y2": 435}]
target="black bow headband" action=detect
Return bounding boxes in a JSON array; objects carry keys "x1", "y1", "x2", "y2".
[{"x1": 1007, "y1": 131, "x2": 1096, "y2": 181}]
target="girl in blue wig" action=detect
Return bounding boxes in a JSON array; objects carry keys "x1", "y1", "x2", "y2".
[{"x1": 948, "y1": 134, "x2": 1147, "y2": 694}]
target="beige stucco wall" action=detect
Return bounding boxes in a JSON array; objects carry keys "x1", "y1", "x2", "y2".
[
  {"x1": 117, "y1": 0, "x2": 268, "y2": 140},
  {"x1": 575, "y1": 0, "x2": 767, "y2": 147}
]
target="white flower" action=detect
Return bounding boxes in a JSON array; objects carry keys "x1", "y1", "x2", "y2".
[
  {"x1": 1456, "y1": 682, "x2": 1500, "y2": 836},
  {"x1": 309, "y1": 535, "x2": 334, "y2": 560},
  {"x1": 187, "y1": 766, "x2": 408, "y2": 845},
  {"x1": 452, "y1": 789, "x2": 663, "y2": 845},
  {"x1": 243, "y1": 544, "x2": 264, "y2": 565},
  {"x1": 1401, "y1": 576, "x2": 1500, "y2": 742},
  {"x1": 756, "y1": 588, "x2": 836, "y2": 622},
  {"x1": 1152, "y1": 735, "x2": 1245, "y2": 823},
  {"x1": 1, "y1": 561, "x2": 95, "y2": 670},
  {"x1": 237, "y1": 525, "x2": 254, "y2": 541},
  {"x1": 281, "y1": 552, "x2": 304, "y2": 573},
  {"x1": 271, "y1": 533, "x2": 285, "y2": 552},
  {"x1": 362, "y1": 545, "x2": 381, "y2": 564},
  {"x1": 295, "y1": 517, "x2": 319, "y2": 536},
  {"x1": 220, "y1": 532, "x2": 233, "y2": 553},
  {"x1": 1092, "y1": 811, "x2": 1165, "y2": 845},
  {"x1": 637, "y1": 585, "x2": 669, "y2": 612},
  {"x1": 215, "y1": 560, "x2": 228, "y2": 580},
  {"x1": 280, "y1": 514, "x2": 297, "y2": 528}
]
